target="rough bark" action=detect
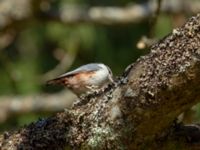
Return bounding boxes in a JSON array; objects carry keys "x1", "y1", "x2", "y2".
[{"x1": 0, "y1": 14, "x2": 200, "y2": 150}]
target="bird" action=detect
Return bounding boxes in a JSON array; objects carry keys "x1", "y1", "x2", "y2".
[{"x1": 46, "y1": 63, "x2": 114, "y2": 97}]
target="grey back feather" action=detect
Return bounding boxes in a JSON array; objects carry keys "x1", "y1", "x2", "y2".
[{"x1": 59, "y1": 63, "x2": 103, "y2": 78}]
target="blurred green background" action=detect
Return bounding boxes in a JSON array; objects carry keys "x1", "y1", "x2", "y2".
[{"x1": 0, "y1": 0, "x2": 199, "y2": 131}]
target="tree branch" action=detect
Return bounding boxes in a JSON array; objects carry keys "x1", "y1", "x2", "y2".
[
  {"x1": 0, "y1": 91, "x2": 76, "y2": 123},
  {"x1": 0, "y1": 13, "x2": 200, "y2": 149},
  {"x1": 0, "y1": 0, "x2": 200, "y2": 31}
]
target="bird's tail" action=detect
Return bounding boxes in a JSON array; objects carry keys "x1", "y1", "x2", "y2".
[{"x1": 46, "y1": 77, "x2": 67, "y2": 86}]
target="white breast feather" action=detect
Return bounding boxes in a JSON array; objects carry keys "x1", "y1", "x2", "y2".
[{"x1": 89, "y1": 65, "x2": 109, "y2": 86}]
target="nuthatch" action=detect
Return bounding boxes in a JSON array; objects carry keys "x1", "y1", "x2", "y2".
[{"x1": 47, "y1": 63, "x2": 113, "y2": 97}]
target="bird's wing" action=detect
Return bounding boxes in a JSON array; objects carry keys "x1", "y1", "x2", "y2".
[
  {"x1": 46, "y1": 63, "x2": 102, "y2": 85},
  {"x1": 59, "y1": 63, "x2": 102, "y2": 78}
]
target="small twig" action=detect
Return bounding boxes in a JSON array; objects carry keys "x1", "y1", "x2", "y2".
[
  {"x1": 0, "y1": 53, "x2": 19, "y2": 94},
  {"x1": 136, "y1": 36, "x2": 158, "y2": 49},
  {"x1": 41, "y1": 51, "x2": 76, "y2": 83},
  {"x1": 149, "y1": 0, "x2": 163, "y2": 38}
]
